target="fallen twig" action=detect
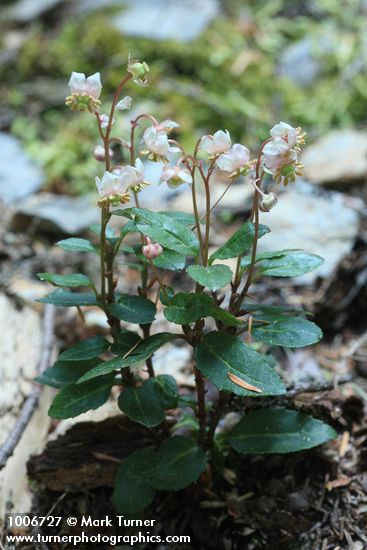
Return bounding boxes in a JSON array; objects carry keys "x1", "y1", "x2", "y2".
[{"x1": 0, "y1": 304, "x2": 55, "y2": 470}]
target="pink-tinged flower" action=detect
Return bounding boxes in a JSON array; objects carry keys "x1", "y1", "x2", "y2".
[
  {"x1": 142, "y1": 126, "x2": 179, "y2": 160},
  {"x1": 119, "y1": 158, "x2": 149, "y2": 192},
  {"x1": 155, "y1": 120, "x2": 179, "y2": 133},
  {"x1": 210, "y1": 166, "x2": 233, "y2": 186},
  {"x1": 92, "y1": 145, "x2": 113, "y2": 162},
  {"x1": 216, "y1": 143, "x2": 250, "y2": 174},
  {"x1": 95, "y1": 171, "x2": 124, "y2": 197},
  {"x1": 116, "y1": 96, "x2": 132, "y2": 110},
  {"x1": 65, "y1": 72, "x2": 102, "y2": 112},
  {"x1": 159, "y1": 165, "x2": 192, "y2": 188},
  {"x1": 99, "y1": 114, "x2": 115, "y2": 129},
  {"x1": 200, "y1": 130, "x2": 231, "y2": 155},
  {"x1": 270, "y1": 121, "x2": 297, "y2": 148},
  {"x1": 142, "y1": 237, "x2": 163, "y2": 260}
]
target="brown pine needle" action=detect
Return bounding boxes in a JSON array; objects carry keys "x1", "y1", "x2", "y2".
[{"x1": 228, "y1": 372, "x2": 263, "y2": 393}]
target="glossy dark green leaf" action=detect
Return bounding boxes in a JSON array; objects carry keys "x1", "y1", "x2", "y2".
[
  {"x1": 123, "y1": 208, "x2": 199, "y2": 256},
  {"x1": 187, "y1": 264, "x2": 233, "y2": 290},
  {"x1": 149, "y1": 436, "x2": 207, "y2": 491},
  {"x1": 113, "y1": 448, "x2": 156, "y2": 514},
  {"x1": 209, "y1": 222, "x2": 269, "y2": 262},
  {"x1": 77, "y1": 333, "x2": 176, "y2": 383},
  {"x1": 148, "y1": 374, "x2": 178, "y2": 410},
  {"x1": 242, "y1": 303, "x2": 307, "y2": 315},
  {"x1": 118, "y1": 382, "x2": 166, "y2": 427},
  {"x1": 195, "y1": 332, "x2": 285, "y2": 397},
  {"x1": 258, "y1": 252, "x2": 324, "y2": 277},
  {"x1": 157, "y1": 211, "x2": 196, "y2": 226},
  {"x1": 57, "y1": 238, "x2": 97, "y2": 253},
  {"x1": 58, "y1": 336, "x2": 110, "y2": 361},
  {"x1": 241, "y1": 248, "x2": 300, "y2": 269},
  {"x1": 36, "y1": 358, "x2": 100, "y2": 389},
  {"x1": 37, "y1": 289, "x2": 98, "y2": 307},
  {"x1": 252, "y1": 316, "x2": 322, "y2": 348},
  {"x1": 37, "y1": 272, "x2": 94, "y2": 288},
  {"x1": 108, "y1": 294, "x2": 156, "y2": 324},
  {"x1": 153, "y1": 250, "x2": 186, "y2": 272},
  {"x1": 164, "y1": 293, "x2": 214, "y2": 324},
  {"x1": 228, "y1": 408, "x2": 337, "y2": 454},
  {"x1": 110, "y1": 330, "x2": 141, "y2": 355},
  {"x1": 48, "y1": 375, "x2": 114, "y2": 418}
]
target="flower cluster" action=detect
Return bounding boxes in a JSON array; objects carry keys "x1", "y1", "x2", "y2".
[
  {"x1": 142, "y1": 120, "x2": 180, "y2": 161},
  {"x1": 261, "y1": 122, "x2": 305, "y2": 186},
  {"x1": 95, "y1": 159, "x2": 148, "y2": 207}
]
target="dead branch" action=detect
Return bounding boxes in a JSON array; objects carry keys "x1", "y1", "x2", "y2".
[{"x1": 0, "y1": 304, "x2": 55, "y2": 470}]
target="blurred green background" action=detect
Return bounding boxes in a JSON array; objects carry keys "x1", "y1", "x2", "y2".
[{"x1": 1, "y1": 0, "x2": 366, "y2": 195}]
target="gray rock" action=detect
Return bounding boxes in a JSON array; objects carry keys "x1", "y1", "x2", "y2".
[
  {"x1": 12, "y1": 193, "x2": 99, "y2": 235},
  {"x1": 5, "y1": 0, "x2": 63, "y2": 23},
  {"x1": 302, "y1": 129, "x2": 367, "y2": 184},
  {"x1": 0, "y1": 133, "x2": 44, "y2": 204},
  {"x1": 112, "y1": 0, "x2": 219, "y2": 42},
  {"x1": 258, "y1": 183, "x2": 359, "y2": 283},
  {"x1": 278, "y1": 38, "x2": 321, "y2": 86}
]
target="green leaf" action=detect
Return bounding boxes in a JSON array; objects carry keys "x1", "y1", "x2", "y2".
[
  {"x1": 228, "y1": 408, "x2": 337, "y2": 454},
  {"x1": 118, "y1": 383, "x2": 166, "y2": 427},
  {"x1": 210, "y1": 307, "x2": 243, "y2": 327},
  {"x1": 187, "y1": 264, "x2": 233, "y2": 291},
  {"x1": 157, "y1": 211, "x2": 196, "y2": 226},
  {"x1": 242, "y1": 303, "x2": 307, "y2": 315},
  {"x1": 118, "y1": 375, "x2": 178, "y2": 427},
  {"x1": 195, "y1": 332, "x2": 286, "y2": 397},
  {"x1": 89, "y1": 224, "x2": 115, "y2": 239},
  {"x1": 124, "y1": 208, "x2": 199, "y2": 256},
  {"x1": 153, "y1": 250, "x2": 186, "y2": 272},
  {"x1": 252, "y1": 316, "x2": 322, "y2": 348},
  {"x1": 110, "y1": 330, "x2": 141, "y2": 355},
  {"x1": 113, "y1": 448, "x2": 156, "y2": 514},
  {"x1": 210, "y1": 222, "x2": 269, "y2": 262},
  {"x1": 36, "y1": 359, "x2": 100, "y2": 389},
  {"x1": 164, "y1": 293, "x2": 214, "y2": 324},
  {"x1": 77, "y1": 333, "x2": 176, "y2": 383},
  {"x1": 57, "y1": 238, "x2": 97, "y2": 253},
  {"x1": 149, "y1": 436, "x2": 207, "y2": 491},
  {"x1": 148, "y1": 374, "x2": 178, "y2": 410},
  {"x1": 48, "y1": 375, "x2": 114, "y2": 418},
  {"x1": 58, "y1": 336, "x2": 110, "y2": 362},
  {"x1": 241, "y1": 248, "x2": 300, "y2": 268},
  {"x1": 37, "y1": 272, "x2": 94, "y2": 289},
  {"x1": 258, "y1": 252, "x2": 324, "y2": 277},
  {"x1": 108, "y1": 294, "x2": 156, "y2": 324},
  {"x1": 37, "y1": 289, "x2": 98, "y2": 307}
]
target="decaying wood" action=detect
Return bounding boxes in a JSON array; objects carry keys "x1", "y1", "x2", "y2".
[
  {"x1": 0, "y1": 304, "x2": 55, "y2": 470},
  {"x1": 27, "y1": 416, "x2": 154, "y2": 491}
]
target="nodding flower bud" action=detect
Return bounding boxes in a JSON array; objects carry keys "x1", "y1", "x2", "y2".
[
  {"x1": 142, "y1": 237, "x2": 163, "y2": 260},
  {"x1": 259, "y1": 192, "x2": 278, "y2": 212},
  {"x1": 92, "y1": 145, "x2": 113, "y2": 162},
  {"x1": 127, "y1": 54, "x2": 149, "y2": 87}
]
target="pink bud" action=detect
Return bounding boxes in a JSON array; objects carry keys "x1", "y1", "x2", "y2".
[
  {"x1": 92, "y1": 145, "x2": 113, "y2": 162},
  {"x1": 142, "y1": 237, "x2": 163, "y2": 259}
]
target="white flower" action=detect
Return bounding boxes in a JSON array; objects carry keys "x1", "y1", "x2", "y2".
[
  {"x1": 99, "y1": 114, "x2": 115, "y2": 129},
  {"x1": 143, "y1": 126, "x2": 175, "y2": 158},
  {"x1": 95, "y1": 171, "x2": 124, "y2": 197},
  {"x1": 270, "y1": 121, "x2": 297, "y2": 148},
  {"x1": 159, "y1": 165, "x2": 192, "y2": 189},
  {"x1": 216, "y1": 143, "x2": 250, "y2": 173},
  {"x1": 155, "y1": 119, "x2": 179, "y2": 133},
  {"x1": 119, "y1": 158, "x2": 148, "y2": 192},
  {"x1": 210, "y1": 166, "x2": 232, "y2": 186},
  {"x1": 200, "y1": 130, "x2": 231, "y2": 155},
  {"x1": 68, "y1": 72, "x2": 102, "y2": 99},
  {"x1": 142, "y1": 237, "x2": 163, "y2": 260},
  {"x1": 116, "y1": 96, "x2": 132, "y2": 111}
]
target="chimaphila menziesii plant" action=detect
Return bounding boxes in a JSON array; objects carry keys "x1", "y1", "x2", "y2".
[{"x1": 37, "y1": 58, "x2": 337, "y2": 515}]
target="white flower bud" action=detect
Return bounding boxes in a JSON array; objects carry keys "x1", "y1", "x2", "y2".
[
  {"x1": 259, "y1": 192, "x2": 278, "y2": 212},
  {"x1": 92, "y1": 145, "x2": 113, "y2": 162}
]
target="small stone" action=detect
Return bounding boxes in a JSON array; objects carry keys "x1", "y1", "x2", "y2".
[
  {"x1": 301, "y1": 129, "x2": 367, "y2": 184},
  {"x1": 288, "y1": 491, "x2": 310, "y2": 512},
  {"x1": 11, "y1": 193, "x2": 99, "y2": 235},
  {"x1": 278, "y1": 38, "x2": 321, "y2": 86},
  {"x1": 258, "y1": 183, "x2": 359, "y2": 283},
  {"x1": 111, "y1": 0, "x2": 219, "y2": 43},
  {"x1": 0, "y1": 133, "x2": 44, "y2": 204}
]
